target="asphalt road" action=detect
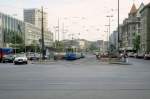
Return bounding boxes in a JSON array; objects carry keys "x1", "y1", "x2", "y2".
[{"x1": 0, "y1": 55, "x2": 150, "y2": 99}]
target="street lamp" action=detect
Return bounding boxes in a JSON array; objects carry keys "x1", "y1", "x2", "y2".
[
  {"x1": 106, "y1": 15, "x2": 113, "y2": 42},
  {"x1": 41, "y1": 6, "x2": 45, "y2": 60},
  {"x1": 104, "y1": 29, "x2": 109, "y2": 52},
  {"x1": 106, "y1": 14, "x2": 113, "y2": 55},
  {"x1": 118, "y1": 0, "x2": 120, "y2": 51}
]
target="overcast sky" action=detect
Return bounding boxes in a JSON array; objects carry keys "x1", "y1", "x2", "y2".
[{"x1": 0, "y1": 0, "x2": 149, "y2": 41}]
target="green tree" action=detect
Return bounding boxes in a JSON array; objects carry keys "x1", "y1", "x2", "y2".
[
  {"x1": 53, "y1": 41, "x2": 64, "y2": 52},
  {"x1": 11, "y1": 33, "x2": 23, "y2": 44},
  {"x1": 10, "y1": 32, "x2": 25, "y2": 52},
  {"x1": 30, "y1": 40, "x2": 39, "y2": 52},
  {"x1": 89, "y1": 43, "x2": 99, "y2": 51},
  {"x1": 132, "y1": 33, "x2": 140, "y2": 52},
  {"x1": 109, "y1": 44, "x2": 116, "y2": 52}
]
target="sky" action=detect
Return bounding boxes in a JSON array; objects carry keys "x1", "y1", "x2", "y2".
[{"x1": 0, "y1": 0, "x2": 149, "y2": 41}]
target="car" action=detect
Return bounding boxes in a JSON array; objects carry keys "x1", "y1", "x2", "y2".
[
  {"x1": 54, "y1": 52, "x2": 65, "y2": 60},
  {"x1": 14, "y1": 54, "x2": 28, "y2": 65},
  {"x1": 136, "y1": 53, "x2": 144, "y2": 59},
  {"x1": 128, "y1": 52, "x2": 134, "y2": 57},
  {"x1": 134, "y1": 53, "x2": 138, "y2": 58},
  {"x1": 144, "y1": 53, "x2": 150, "y2": 60},
  {"x1": 2, "y1": 54, "x2": 15, "y2": 63},
  {"x1": 27, "y1": 53, "x2": 40, "y2": 61}
]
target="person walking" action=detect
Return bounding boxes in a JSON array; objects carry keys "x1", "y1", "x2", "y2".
[{"x1": 123, "y1": 50, "x2": 128, "y2": 63}]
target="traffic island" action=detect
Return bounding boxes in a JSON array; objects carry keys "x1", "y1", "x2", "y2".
[
  {"x1": 30, "y1": 60, "x2": 55, "y2": 64},
  {"x1": 109, "y1": 61, "x2": 132, "y2": 65},
  {"x1": 100, "y1": 57, "x2": 132, "y2": 65}
]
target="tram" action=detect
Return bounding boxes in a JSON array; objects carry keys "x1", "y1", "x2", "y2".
[{"x1": 65, "y1": 47, "x2": 81, "y2": 60}]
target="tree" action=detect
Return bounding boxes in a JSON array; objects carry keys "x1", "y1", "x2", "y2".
[
  {"x1": 10, "y1": 32, "x2": 25, "y2": 52},
  {"x1": 109, "y1": 43, "x2": 116, "y2": 52},
  {"x1": 11, "y1": 33, "x2": 23, "y2": 44},
  {"x1": 30, "y1": 40, "x2": 39, "y2": 52},
  {"x1": 132, "y1": 33, "x2": 140, "y2": 52},
  {"x1": 53, "y1": 41, "x2": 65, "y2": 52},
  {"x1": 89, "y1": 43, "x2": 99, "y2": 51}
]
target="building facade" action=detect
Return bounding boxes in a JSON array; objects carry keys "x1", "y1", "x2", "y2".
[
  {"x1": 119, "y1": 3, "x2": 144, "y2": 52},
  {"x1": 103, "y1": 41, "x2": 108, "y2": 53},
  {"x1": 140, "y1": 3, "x2": 150, "y2": 53},
  {"x1": 24, "y1": 8, "x2": 48, "y2": 30},
  {"x1": 24, "y1": 8, "x2": 53, "y2": 48},
  {"x1": 0, "y1": 12, "x2": 25, "y2": 48},
  {"x1": 24, "y1": 22, "x2": 53, "y2": 47},
  {"x1": 110, "y1": 30, "x2": 118, "y2": 50},
  {"x1": 0, "y1": 10, "x2": 53, "y2": 49}
]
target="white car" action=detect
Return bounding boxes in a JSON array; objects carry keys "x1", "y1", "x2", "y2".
[{"x1": 14, "y1": 54, "x2": 28, "y2": 65}]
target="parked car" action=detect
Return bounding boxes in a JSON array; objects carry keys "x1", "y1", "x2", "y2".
[
  {"x1": 54, "y1": 52, "x2": 65, "y2": 60},
  {"x1": 128, "y1": 52, "x2": 134, "y2": 57},
  {"x1": 136, "y1": 53, "x2": 144, "y2": 59},
  {"x1": 2, "y1": 54, "x2": 15, "y2": 63},
  {"x1": 27, "y1": 53, "x2": 40, "y2": 60},
  {"x1": 144, "y1": 53, "x2": 150, "y2": 60},
  {"x1": 134, "y1": 53, "x2": 138, "y2": 58},
  {"x1": 14, "y1": 54, "x2": 28, "y2": 65}
]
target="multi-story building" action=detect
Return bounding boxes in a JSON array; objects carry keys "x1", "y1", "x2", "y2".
[
  {"x1": 119, "y1": 3, "x2": 144, "y2": 52},
  {"x1": 0, "y1": 9, "x2": 53, "y2": 49},
  {"x1": 103, "y1": 41, "x2": 108, "y2": 53},
  {"x1": 44, "y1": 31, "x2": 53, "y2": 47},
  {"x1": 110, "y1": 31, "x2": 118, "y2": 50},
  {"x1": 140, "y1": 3, "x2": 150, "y2": 53},
  {"x1": 0, "y1": 12, "x2": 25, "y2": 48},
  {"x1": 95, "y1": 40, "x2": 104, "y2": 52},
  {"x1": 24, "y1": 22, "x2": 53, "y2": 47},
  {"x1": 118, "y1": 24, "x2": 123, "y2": 50},
  {"x1": 24, "y1": 8, "x2": 53, "y2": 48},
  {"x1": 24, "y1": 8, "x2": 48, "y2": 30}
]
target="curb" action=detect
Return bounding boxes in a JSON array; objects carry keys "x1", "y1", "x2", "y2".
[
  {"x1": 30, "y1": 60, "x2": 56, "y2": 64},
  {"x1": 109, "y1": 62, "x2": 132, "y2": 65}
]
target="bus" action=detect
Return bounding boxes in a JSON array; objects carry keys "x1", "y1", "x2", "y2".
[{"x1": 0, "y1": 48, "x2": 14, "y2": 62}]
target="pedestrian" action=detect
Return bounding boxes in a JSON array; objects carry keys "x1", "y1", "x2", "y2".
[
  {"x1": 123, "y1": 51, "x2": 128, "y2": 63},
  {"x1": 120, "y1": 53, "x2": 124, "y2": 62}
]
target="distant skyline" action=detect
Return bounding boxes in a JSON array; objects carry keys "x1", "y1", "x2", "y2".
[{"x1": 0, "y1": 0, "x2": 149, "y2": 41}]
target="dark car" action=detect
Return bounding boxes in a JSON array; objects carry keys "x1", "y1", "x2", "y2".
[
  {"x1": 2, "y1": 55, "x2": 15, "y2": 63},
  {"x1": 27, "y1": 53, "x2": 40, "y2": 61},
  {"x1": 144, "y1": 53, "x2": 150, "y2": 60}
]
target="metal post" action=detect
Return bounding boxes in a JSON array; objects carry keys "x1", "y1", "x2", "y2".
[
  {"x1": 41, "y1": 6, "x2": 45, "y2": 60},
  {"x1": 118, "y1": 0, "x2": 120, "y2": 51},
  {"x1": 62, "y1": 23, "x2": 64, "y2": 40},
  {"x1": 108, "y1": 17, "x2": 110, "y2": 50},
  {"x1": 106, "y1": 15, "x2": 113, "y2": 52},
  {"x1": 57, "y1": 17, "x2": 60, "y2": 49},
  {"x1": 15, "y1": 32, "x2": 16, "y2": 54}
]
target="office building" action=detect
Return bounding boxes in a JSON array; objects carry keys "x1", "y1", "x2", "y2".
[
  {"x1": 140, "y1": 3, "x2": 150, "y2": 53},
  {"x1": 24, "y1": 8, "x2": 48, "y2": 30},
  {"x1": 119, "y1": 3, "x2": 144, "y2": 51},
  {"x1": 24, "y1": 22, "x2": 53, "y2": 47},
  {"x1": 0, "y1": 12, "x2": 25, "y2": 48}
]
